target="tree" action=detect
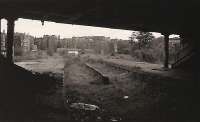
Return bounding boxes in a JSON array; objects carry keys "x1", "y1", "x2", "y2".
[
  {"x1": 129, "y1": 31, "x2": 138, "y2": 46},
  {"x1": 129, "y1": 31, "x2": 139, "y2": 53},
  {"x1": 136, "y1": 31, "x2": 154, "y2": 49}
]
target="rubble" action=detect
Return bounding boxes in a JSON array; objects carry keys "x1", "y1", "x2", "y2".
[
  {"x1": 70, "y1": 103, "x2": 100, "y2": 111},
  {"x1": 123, "y1": 96, "x2": 129, "y2": 99}
]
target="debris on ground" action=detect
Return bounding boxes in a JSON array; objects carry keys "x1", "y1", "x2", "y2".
[
  {"x1": 70, "y1": 103, "x2": 100, "y2": 111},
  {"x1": 123, "y1": 96, "x2": 129, "y2": 99},
  {"x1": 110, "y1": 117, "x2": 122, "y2": 122},
  {"x1": 97, "y1": 116, "x2": 102, "y2": 120}
]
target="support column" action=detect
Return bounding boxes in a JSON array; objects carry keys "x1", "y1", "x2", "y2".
[
  {"x1": 180, "y1": 35, "x2": 184, "y2": 48},
  {"x1": 0, "y1": 19, "x2": 1, "y2": 54},
  {"x1": 6, "y1": 17, "x2": 15, "y2": 63},
  {"x1": 164, "y1": 34, "x2": 169, "y2": 68}
]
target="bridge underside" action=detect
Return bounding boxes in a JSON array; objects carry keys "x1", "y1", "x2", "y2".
[
  {"x1": 0, "y1": 0, "x2": 199, "y2": 36},
  {"x1": 0, "y1": 0, "x2": 199, "y2": 120}
]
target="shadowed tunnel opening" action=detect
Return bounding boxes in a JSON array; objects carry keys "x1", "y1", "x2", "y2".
[{"x1": 0, "y1": 13, "x2": 198, "y2": 121}]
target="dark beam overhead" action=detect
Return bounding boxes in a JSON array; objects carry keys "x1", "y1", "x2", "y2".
[{"x1": 0, "y1": 0, "x2": 199, "y2": 35}]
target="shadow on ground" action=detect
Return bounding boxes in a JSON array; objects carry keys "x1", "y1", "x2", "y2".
[{"x1": 0, "y1": 55, "x2": 199, "y2": 122}]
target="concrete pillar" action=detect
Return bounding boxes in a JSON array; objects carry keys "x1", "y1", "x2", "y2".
[
  {"x1": 180, "y1": 35, "x2": 185, "y2": 48},
  {"x1": 192, "y1": 35, "x2": 200, "y2": 117},
  {"x1": 114, "y1": 40, "x2": 118, "y2": 53},
  {"x1": 164, "y1": 34, "x2": 169, "y2": 68},
  {"x1": 0, "y1": 19, "x2": 1, "y2": 54},
  {"x1": 6, "y1": 17, "x2": 15, "y2": 63}
]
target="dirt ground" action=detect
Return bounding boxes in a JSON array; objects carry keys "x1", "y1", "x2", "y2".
[
  {"x1": 62, "y1": 57, "x2": 195, "y2": 122},
  {"x1": 63, "y1": 58, "x2": 140, "y2": 121},
  {"x1": 13, "y1": 54, "x2": 197, "y2": 122},
  {"x1": 15, "y1": 53, "x2": 65, "y2": 74}
]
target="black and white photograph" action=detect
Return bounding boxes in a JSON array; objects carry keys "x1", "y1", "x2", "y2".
[{"x1": 0, "y1": 0, "x2": 199, "y2": 121}]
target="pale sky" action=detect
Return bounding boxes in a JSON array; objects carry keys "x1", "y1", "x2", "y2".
[{"x1": 1, "y1": 18, "x2": 164, "y2": 39}]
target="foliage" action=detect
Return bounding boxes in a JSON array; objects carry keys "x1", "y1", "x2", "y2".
[
  {"x1": 129, "y1": 35, "x2": 178, "y2": 64},
  {"x1": 14, "y1": 47, "x2": 23, "y2": 56},
  {"x1": 129, "y1": 31, "x2": 156, "y2": 62},
  {"x1": 132, "y1": 49, "x2": 157, "y2": 62},
  {"x1": 136, "y1": 31, "x2": 154, "y2": 49},
  {"x1": 116, "y1": 40, "x2": 129, "y2": 54},
  {"x1": 129, "y1": 31, "x2": 138, "y2": 46},
  {"x1": 57, "y1": 48, "x2": 67, "y2": 56},
  {"x1": 128, "y1": 32, "x2": 178, "y2": 63},
  {"x1": 47, "y1": 49, "x2": 54, "y2": 56}
]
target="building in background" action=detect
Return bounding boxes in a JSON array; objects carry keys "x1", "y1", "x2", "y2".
[
  {"x1": 42, "y1": 35, "x2": 58, "y2": 55},
  {"x1": 22, "y1": 34, "x2": 35, "y2": 53},
  {"x1": 5, "y1": 32, "x2": 128, "y2": 57},
  {"x1": 14, "y1": 33, "x2": 24, "y2": 56},
  {"x1": 13, "y1": 33, "x2": 38, "y2": 56}
]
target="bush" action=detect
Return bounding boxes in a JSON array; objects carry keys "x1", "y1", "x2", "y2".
[
  {"x1": 132, "y1": 49, "x2": 157, "y2": 63},
  {"x1": 14, "y1": 47, "x2": 23, "y2": 56},
  {"x1": 47, "y1": 49, "x2": 54, "y2": 56},
  {"x1": 118, "y1": 48, "x2": 130, "y2": 54},
  {"x1": 130, "y1": 37, "x2": 178, "y2": 64},
  {"x1": 57, "y1": 48, "x2": 67, "y2": 56}
]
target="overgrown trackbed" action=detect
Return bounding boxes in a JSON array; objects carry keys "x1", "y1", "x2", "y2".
[{"x1": 62, "y1": 58, "x2": 193, "y2": 122}]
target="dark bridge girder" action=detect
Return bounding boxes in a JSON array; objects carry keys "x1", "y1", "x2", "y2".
[{"x1": 0, "y1": 0, "x2": 199, "y2": 35}]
